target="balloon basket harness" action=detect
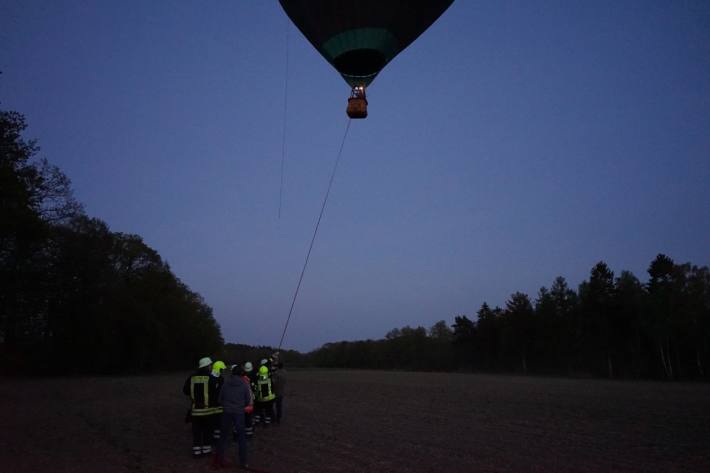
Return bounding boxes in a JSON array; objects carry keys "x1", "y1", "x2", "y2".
[{"x1": 347, "y1": 86, "x2": 368, "y2": 119}]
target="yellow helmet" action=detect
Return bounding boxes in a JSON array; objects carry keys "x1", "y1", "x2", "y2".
[
  {"x1": 212, "y1": 360, "x2": 227, "y2": 376},
  {"x1": 258, "y1": 365, "x2": 269, "y2": 375}
]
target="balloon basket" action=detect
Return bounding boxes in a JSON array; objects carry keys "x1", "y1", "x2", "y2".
[{"x1": 347, "y1": 97, "x2": 368, "y2": 119}]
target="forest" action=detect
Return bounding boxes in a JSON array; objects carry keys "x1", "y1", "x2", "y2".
[
  {"x1": 308, "y1": 257, "x2": 710, "y2": 380},
  {"x1": 2, "y1": 109, "x2": 708, "y2": 380},
  {"x1": 1, "y1": 110, "x2": 223, "y2": 374}
]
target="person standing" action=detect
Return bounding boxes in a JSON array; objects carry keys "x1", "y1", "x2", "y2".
[
  {"x1": 234, "y1": 363, "x2": 255, "y2": 439},
  {"x1": 244, "y1": 362, "x2": 259, "y2": 424},
  {"x1": 183, "y1": 357, "x2": 219, "y2": 458},
  {"x1": 254, "y1": 365, "x2": 276, "y2": 425},
  {"x1": 214, "y1": 364, "x2": 253, "y2": 469},
  {"x1": 272, "y1": 361, "x2": 287, "y2": 424},
  {"x1": 210, "y1": 361, "x2": 227, "y2": 446}
]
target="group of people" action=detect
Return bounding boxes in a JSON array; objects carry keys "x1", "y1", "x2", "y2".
[{"x1": 182, "y1": 353, "x2": 287, "y2": 469}]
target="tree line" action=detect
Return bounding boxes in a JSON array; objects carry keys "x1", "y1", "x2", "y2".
[
  {"x1": 4, "y1": 108, "x2": 708, "y2": 381},
  {"x1": 1, "y1": 110, "x2": 223, "y2": 374},
  {"x1": 308, "y1": 257, "x2": 709, "y2": 380}
]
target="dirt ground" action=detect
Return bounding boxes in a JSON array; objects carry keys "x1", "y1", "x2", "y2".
[{"x1": 1, "y1": 370, "x2": 709, "y2": 473}]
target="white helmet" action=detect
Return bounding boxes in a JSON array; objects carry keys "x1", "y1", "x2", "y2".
[
  {"x1": 244, "y1": 362, "x2": 253, "y2": 373},
  {"x1": 260, "y1": 358, "x2": 268, "y2": 366},
  {"x1": 198, "y1": 357, "x2": 213, "y2": 369}
]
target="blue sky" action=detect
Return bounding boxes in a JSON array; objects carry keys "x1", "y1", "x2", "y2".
[{"x1": 2, "y1": 1, "x2": 709, "y2": 351}]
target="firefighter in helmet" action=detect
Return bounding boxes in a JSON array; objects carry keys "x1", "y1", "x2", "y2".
[
  {"x1": 182, "y1": 357, "x2": 219, "y2": 458},
  {"x1": 254, "y1": 364, "x2": 276, "y2": 425}
]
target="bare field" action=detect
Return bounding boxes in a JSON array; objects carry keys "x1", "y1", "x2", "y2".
[{"x1": 1, "y1": 370, "x2": 708, "y2": 472}]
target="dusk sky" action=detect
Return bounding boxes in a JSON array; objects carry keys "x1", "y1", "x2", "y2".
[{"x1": 2, "y1": 1, "x2": 709, "y2": 352}]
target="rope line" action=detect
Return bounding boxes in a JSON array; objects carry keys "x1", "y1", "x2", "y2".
[
  {"x1": 278, "y1": 119, "x2": 352, "y2": 350},
  {"x1": 278, "y1": 22, "x2": 290, "y2": 220}
]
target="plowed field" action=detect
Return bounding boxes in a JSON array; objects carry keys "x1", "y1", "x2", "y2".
[{"x1": 1, "y1": 370, "x2": 708, "y2": 472}]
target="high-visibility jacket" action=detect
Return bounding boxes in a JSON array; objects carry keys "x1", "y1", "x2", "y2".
[
  {"x1": 183, "y1": 370, "x2": 220, "y2": 416},
  {"x1": 255, "y1": 372, "x2": 275, "y2": 402}
]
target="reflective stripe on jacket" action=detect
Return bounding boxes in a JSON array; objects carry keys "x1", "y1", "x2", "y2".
[
  {"x1": 256, "y1": 373, "x2": 275, "y2": 402},
  {"x1": 187, "y1": 374, "x2": 221, "y2": 416}
]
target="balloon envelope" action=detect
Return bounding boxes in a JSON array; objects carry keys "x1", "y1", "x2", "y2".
[{"x1": 279, "y1": 0, "x2": 454, "y2": 87}]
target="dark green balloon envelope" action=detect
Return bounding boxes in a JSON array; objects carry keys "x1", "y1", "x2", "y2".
[{"x1": 279, "y1": 0, "x2": 454, "y2": 87}]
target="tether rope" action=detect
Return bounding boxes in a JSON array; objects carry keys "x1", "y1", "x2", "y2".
[
  {"x1": 278, "y1": 119, "x2": 352, "y2": 350},
  {"x1": 278, "y1": 22, "x2": 290, "y2": 220}
]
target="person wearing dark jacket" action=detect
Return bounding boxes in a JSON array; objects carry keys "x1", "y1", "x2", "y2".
[
  {"x1": 233, "y1": 363, "x2": 255, "y2": 439},
  {"x1": 210, "y1": 361, "x2": 227, "y2": 446},
  {"x1": 272, "y1": 362, "x2": 287, "y2": 424},
  {"x1": 182, "y1": 356, "x2": 219, "y2": 458},
  {"x1": 214, "y1": 365, "x2": 253, "y2": 469}
]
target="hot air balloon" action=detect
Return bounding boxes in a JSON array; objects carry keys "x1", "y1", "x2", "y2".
[{"x1": 279, "y1": 1, "x2": 454, "y2": 118}]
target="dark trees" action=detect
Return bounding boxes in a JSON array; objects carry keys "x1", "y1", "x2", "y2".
[
  {"x1": 501, "y1": 292, "x2": 535, "y2": 373},
  {"x1": 1, "y1": 110, "x2": 223, "y2": 374},
  {"x1": 579, "y1": 262, "x2": 616, "y2": 377},
  {"x1": 307, "y1": 257, "x2": 709, "y2": 381}
]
